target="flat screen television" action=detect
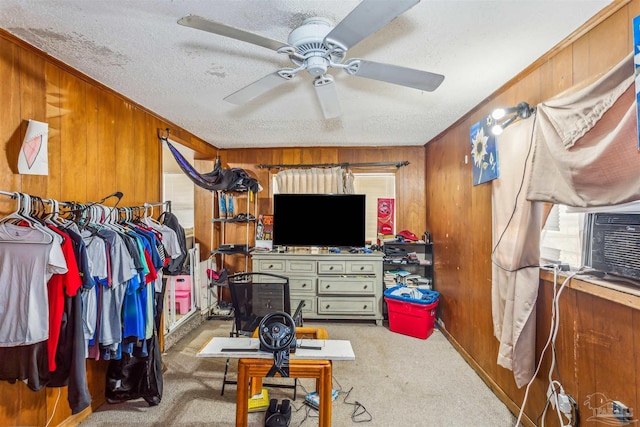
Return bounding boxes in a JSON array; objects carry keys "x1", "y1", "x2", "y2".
[{"x1": 272, "y1": 194, "x2": 366, "y2": 248}]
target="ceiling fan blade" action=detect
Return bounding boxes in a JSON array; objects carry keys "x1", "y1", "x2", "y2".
[
  {"x1": 313, "y1": 76, "x2": 341, "y2": 119},
  {"x1": 324, "y1": 0, "x2": 420, "y2": 51},
  {"x1": 178, "y1": 15, "x2": 287, "y2": 52},
  {"x1": 350, "y1": 59, "x2": 444, "y2": 92},
  {"x1": 224, "y1": 71, "x2": 293, "y2": 105}
]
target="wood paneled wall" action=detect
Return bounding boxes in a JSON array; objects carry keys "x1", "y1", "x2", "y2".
[
  {"x1": 0, "y1": 30, "x2": 216, "y2": 426},
  {"x1": 219, "y1": 146, "x2": 427, "y2": 241},
  {"x1": 2, "y1": 0, "x2": 638, "y2": 425},
  {"x1": 425, "y1": 1, "x2": 640, "y2": 425}
]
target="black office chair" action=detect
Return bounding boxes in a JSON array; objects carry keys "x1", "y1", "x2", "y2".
[{"x1": 221, "y1": 272, "x2": 304, "y2": 397}]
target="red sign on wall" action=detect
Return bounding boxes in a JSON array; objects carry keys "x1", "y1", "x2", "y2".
[{"x1": 377, "y1": 198, "x2": 394, "y2": 236}]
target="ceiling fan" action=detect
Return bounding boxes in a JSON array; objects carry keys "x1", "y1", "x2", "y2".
[{"x1": 178, "y1": 0, "x2": 444, "y2": 119}]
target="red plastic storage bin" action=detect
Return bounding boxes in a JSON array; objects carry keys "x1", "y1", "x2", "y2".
[{"x1": 385, "y1": 296, "x2": 439, "y2": 339}]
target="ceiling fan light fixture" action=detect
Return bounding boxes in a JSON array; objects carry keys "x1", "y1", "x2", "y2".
[{"x1": 306, "y1": 56, "x2": 329, "y2": 76}]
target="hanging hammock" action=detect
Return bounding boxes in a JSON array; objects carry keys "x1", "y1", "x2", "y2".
[{"x1": 163, "y1": 139, "x2": 260, "y2": 193}]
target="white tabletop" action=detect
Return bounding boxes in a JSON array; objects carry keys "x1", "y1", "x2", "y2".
[{"x1": 197, "y1": 337, "x2": 355, "y2": 361}]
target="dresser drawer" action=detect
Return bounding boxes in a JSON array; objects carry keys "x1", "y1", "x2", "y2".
[
  {"x1": 318, "y1": 261, "x2": 346, "y2": 274},
  {"x1": 346, "y1": 260, "x2": 378, "y2": 274},
  {"x1": 289, "y1": 276, "x2": 317, "y2": 293},
  {"x1": 317, "y1": 277, "x2": 376, "y2": 295},
  {"x1": 255, "y1": 259, "x2": 285, "y2": 272},
  {"x1": 317, "y1": 297, "x2": 376, "y2": 315},
  {"x1": 286, "y1": 260, "x2": 316, "y2": 274}
]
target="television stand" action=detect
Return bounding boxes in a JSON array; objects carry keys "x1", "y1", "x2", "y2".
[{"x1": 252, "y1": 251, "x2": 384, "y2": 325}]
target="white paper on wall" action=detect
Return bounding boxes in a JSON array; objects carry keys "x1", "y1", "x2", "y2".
[{"x1": 17, "y1": 119, "x2": 49, "y2": 175}]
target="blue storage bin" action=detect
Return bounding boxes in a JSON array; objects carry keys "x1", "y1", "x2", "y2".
[{"x1": 384, "y1": 285, "x2": 440, "y2": 305}]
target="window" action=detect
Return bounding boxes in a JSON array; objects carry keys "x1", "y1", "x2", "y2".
[
  {"x1": 162, "y1": 141, "x2": 195, "y2": 235},
  {"x1": 272, "y1": 172, "x2": 396, "y2": 245},
  {"x1": 353, "y1": 173, "x2": 395, "y2": 243},
  {"x1": 540, "y1": 204, "x2": 585, "y2": 268}
]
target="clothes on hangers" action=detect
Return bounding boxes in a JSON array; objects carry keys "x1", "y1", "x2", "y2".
[{"x1": 0, "y1": 193, "x2": 172, "y2": 411}]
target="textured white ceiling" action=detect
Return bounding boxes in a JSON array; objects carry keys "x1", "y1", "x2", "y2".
[{"x1": 0, "y1": 0, "x2": 612, "y2": 149}]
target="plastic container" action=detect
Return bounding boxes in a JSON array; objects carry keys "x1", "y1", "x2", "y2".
[{"x1": 384, "y1": 286, "x2": 440, "y2": 339}]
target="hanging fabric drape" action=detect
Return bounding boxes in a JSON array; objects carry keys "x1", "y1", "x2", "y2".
[
  {"x1": 491, "y1": 52, "x2": 637, "y2": 388},
  {"x1": 527, "y1": 51, "x2": 637, "y2": 206},
  {"x1": 491, "y1": 118, "x2": 543, "y2": 388},
  {"x1": 274, "y1": 167, "x2": 354, "y2": 194}
]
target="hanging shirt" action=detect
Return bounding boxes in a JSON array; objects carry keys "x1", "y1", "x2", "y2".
[
  {"x1": 46, "y1": 225, "x2": 82, "y2": 372},
  {"x1": 97, "y1": 228, "x2": 135, "y2": 349},
  {"x1": 0, "y1": 223, "x2": 67, "y2": 346}
]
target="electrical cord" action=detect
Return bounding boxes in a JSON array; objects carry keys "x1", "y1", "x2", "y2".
[
  {"x1": 45, "y1": 388, "x2": 61, "y2": 427},
  {"x1": 340, "y1": 387, "x2": 372, "y2": 423},
  {"x1": 537, "y1": 382, "x2": 561, "y2": 425},
  {"x1": 294, "y1": 376, "x2": 372, "y2": 425},
  {"x1": 291, "y1": 399, "x2": 318, "y2": 427},
  {"x1": 491, "y1": 113, "x2": 540, "y2": 274},
  {"x1": 514, "y1": 266, "x2": 579, "y2": 426}
]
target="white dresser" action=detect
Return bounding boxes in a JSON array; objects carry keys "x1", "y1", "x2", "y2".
[{"x1": 252, "y1": 251, "x2": 384, "y2": 325}]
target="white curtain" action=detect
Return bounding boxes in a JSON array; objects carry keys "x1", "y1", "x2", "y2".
[{"x1": 274, "y1": 167, "x2": 354, "y2": 194}]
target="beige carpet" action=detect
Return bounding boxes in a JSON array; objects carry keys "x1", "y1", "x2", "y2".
[{"x1": 80, "y1": 319, "x2": 517, "y2": 427}]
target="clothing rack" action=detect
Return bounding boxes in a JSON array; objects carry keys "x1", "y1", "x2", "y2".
[
  {"x1": 257, "y1": 160, "x2": 410, "y2": 170},
  {"x1": 143, "y1": 201, "x2": 172, "y2": 212},
  {"x1": 1, "y1": 190, "x2": 172, "y2": 222},
  {"x1": 0, "y1": 190, "x2": 18, "y2": 198}
]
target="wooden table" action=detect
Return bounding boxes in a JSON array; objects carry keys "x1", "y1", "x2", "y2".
[
  {"x1": 197, "y1": 337, "x2": 355, "y2": 427},
  {"x1": 249, "y1": 326, "x2": 330, "y2": 397}
]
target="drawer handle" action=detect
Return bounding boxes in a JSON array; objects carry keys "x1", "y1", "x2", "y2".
[
  {"x1": 363, "y1": 285, "x2": 368, "y2": 289},
  {"x1": 363, "y1": 305, "x2": 368, "y2": 309},
  {"x1": 329, "y1": 266, "x2": 334, "y2": 270},
  {"x1": 268, "y1": 264, "x2": 274, "y2": 269},
  {"x1": 325, "y1": 284, "x2": 330, "y2": 289},
  {"x1": 326, "y1": 304, "x2": 330, "y2": 309},
  {"x1": 302, "y1": 283, "x2": 307, "y2": 288},
  {"x1": 360, "y1": 266, "x2": 364, "y2": 271}
]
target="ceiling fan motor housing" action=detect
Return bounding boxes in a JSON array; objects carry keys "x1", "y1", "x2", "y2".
[{"x1": 288, "y1": 17, "x2": 338, "y2": 75}]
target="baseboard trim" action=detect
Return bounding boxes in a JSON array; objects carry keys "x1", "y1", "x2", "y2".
[
  {"x1": 57, "y1": 405, "x2": 92, "y2": 427},
  {"x1": 436, "y1": 320, "x2": 535, "y2": 427}
]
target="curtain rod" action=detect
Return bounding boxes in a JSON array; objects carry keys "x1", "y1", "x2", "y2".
[{"x1": 257, "y1": 161, "x2": 410, "y2": 170}]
